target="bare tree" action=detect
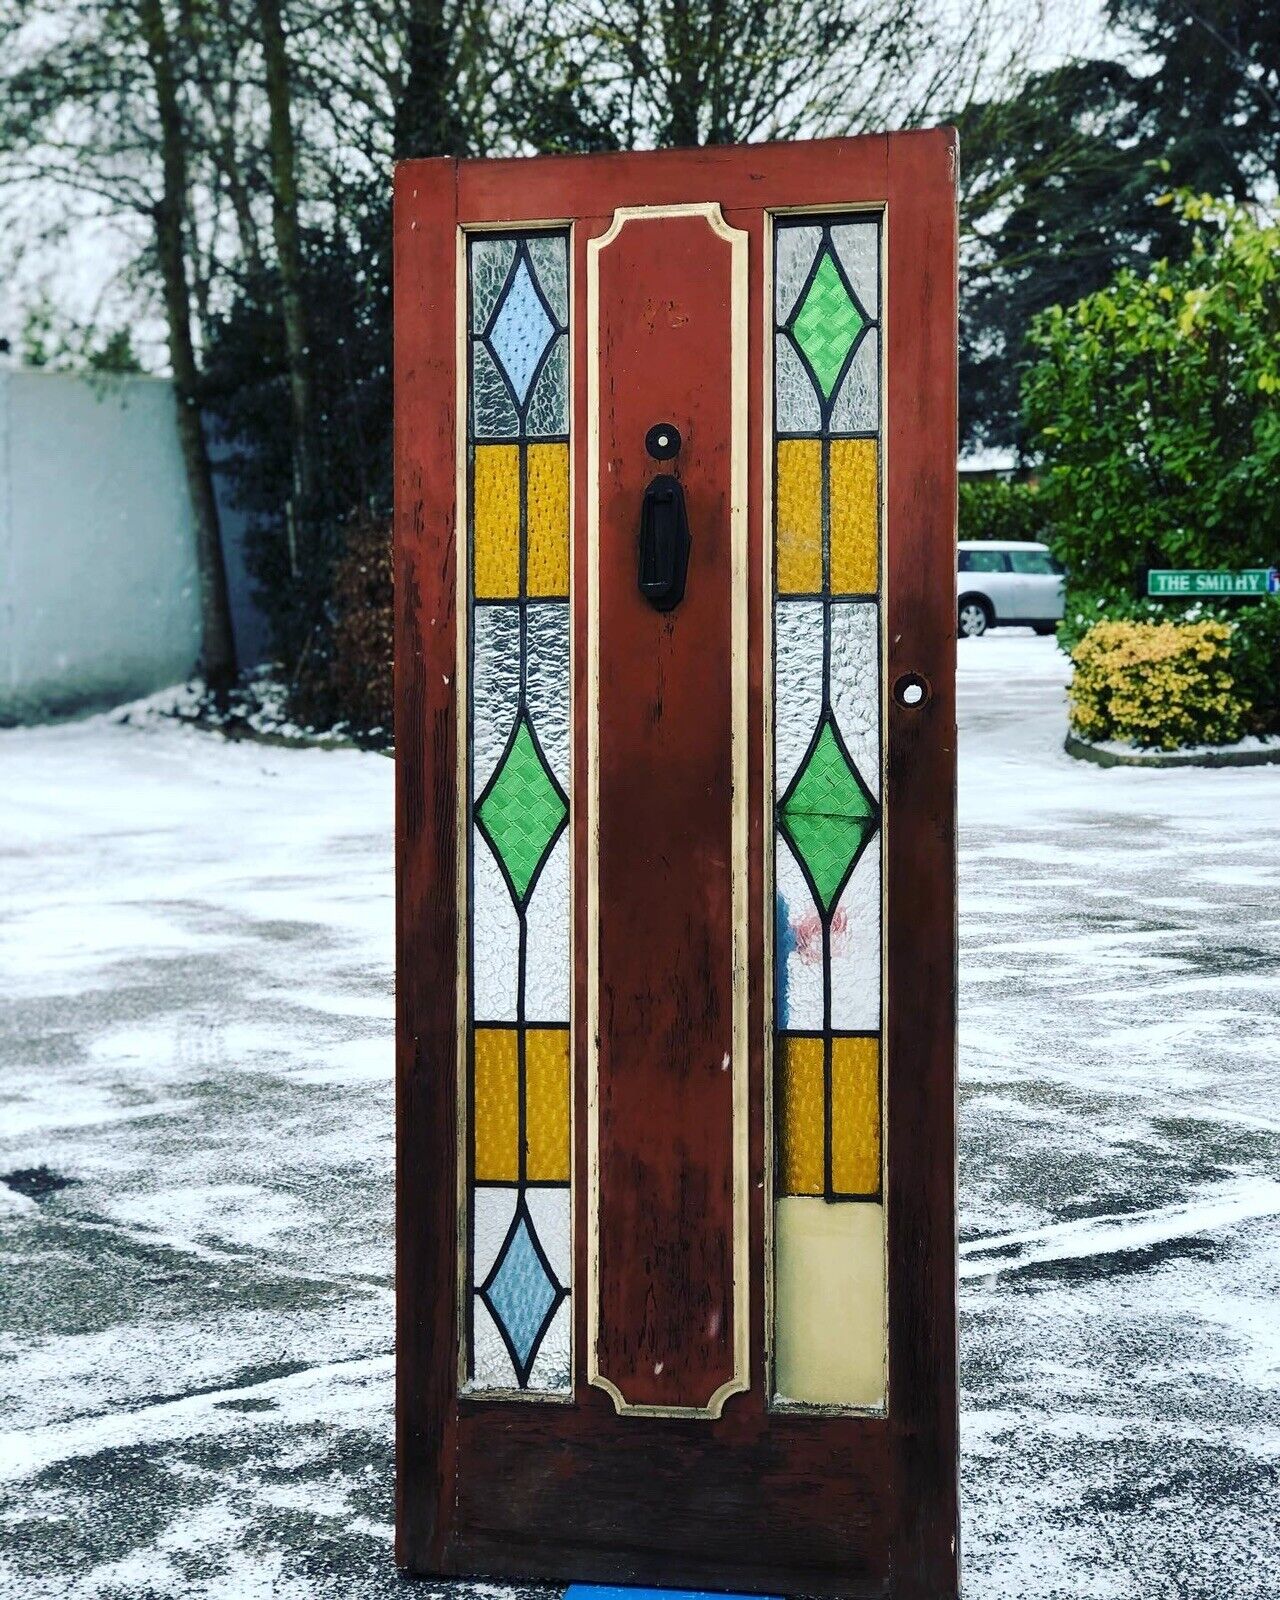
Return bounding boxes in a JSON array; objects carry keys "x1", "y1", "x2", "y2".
[
  {"x1": 257, "y1": 0, "x2": 316, "y2": 537},
  {"x1": 492, "y1": 0, "x2": 1037, "y2": 152}
]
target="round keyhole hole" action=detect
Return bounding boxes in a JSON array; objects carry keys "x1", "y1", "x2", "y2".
[
  {"x1": 894, "y1": 673, "x2": 930, "y2": 708},
  {"x1": 645, "y1": 422, "x2": 682, "y2": 461}
]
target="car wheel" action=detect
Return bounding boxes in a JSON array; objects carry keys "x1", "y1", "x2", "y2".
[{"x1": 958, "y1": 598, "x2": 991, "y2": 638}]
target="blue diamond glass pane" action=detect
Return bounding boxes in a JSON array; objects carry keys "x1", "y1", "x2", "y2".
[
  {"x1": 488, "y1": 259, "x2": 555, "y2": 405},
  {"x1": 485, "y1": 1211, "x2": 559, "y2": 1370}
]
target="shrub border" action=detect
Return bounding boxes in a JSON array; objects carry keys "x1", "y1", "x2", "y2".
[{"x1": 1064, "y1": 734, "x2": 1280, "y2": 769}]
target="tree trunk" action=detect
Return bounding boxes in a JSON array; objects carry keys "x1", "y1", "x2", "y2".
[
  {"x1": 257, "y1": 0, "x2": 316, "y2": 516},
  {"x1": 138, "y1": 0, "x2": 238, "y2": 690},
  {"x1": 394, "y1": 0, "x2": 471, "y2": 159}
]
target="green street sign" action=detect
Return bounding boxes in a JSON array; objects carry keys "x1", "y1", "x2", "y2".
[{"x1": 1147, "y1": 567, "x2": 1279, "y2": 598}]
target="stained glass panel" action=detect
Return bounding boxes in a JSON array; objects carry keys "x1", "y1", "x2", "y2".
[
  {"x1": 775, "y1": 439, "x2": 822, "y2": 593},
  {"x1": 772, "y1": 213, "x2": 884, "y2": 1410},
  {"x1": 465, "y1": 230, "x2": 572, "y2": 1397}
]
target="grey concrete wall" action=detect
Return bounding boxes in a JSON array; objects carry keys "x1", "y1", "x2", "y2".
[{"x1": 0, "y1": 368, "x2": 269, "y2": 725}]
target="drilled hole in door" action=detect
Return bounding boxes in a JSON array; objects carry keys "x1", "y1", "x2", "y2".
[{"x1": 894, "y1": 673, "x2": 930, "y2": 708}]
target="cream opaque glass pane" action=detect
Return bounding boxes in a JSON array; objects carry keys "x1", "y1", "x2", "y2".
[{"x1": 773, "y1": 1196, "x2": 886, "y2": 1407}]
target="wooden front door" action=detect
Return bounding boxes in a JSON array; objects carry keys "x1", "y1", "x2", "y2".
[{"x1": 394, "y1": 134, "x2": 959, "y2": 1600}]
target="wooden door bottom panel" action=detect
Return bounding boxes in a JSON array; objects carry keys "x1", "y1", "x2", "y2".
[{"x1": 422, "y1": 1411, "x2": 894, "y2": 1594}]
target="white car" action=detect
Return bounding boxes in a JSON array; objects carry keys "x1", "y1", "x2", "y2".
[{"x1": 957, "y1": 540, "x2": 1065, "y2": 638}]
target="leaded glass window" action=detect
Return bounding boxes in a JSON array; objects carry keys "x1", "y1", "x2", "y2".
[
  {"x1": 463, "y1": 231, "x2": 572, "y2": 1395},
  {"x1": 772, "y1": 214, "x2": 885, "y2": 1409}
]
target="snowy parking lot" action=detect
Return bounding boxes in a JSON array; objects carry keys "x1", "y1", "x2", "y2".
[{"x1": 2, "y1": 632, "x2": 1278, "y2": 1599}]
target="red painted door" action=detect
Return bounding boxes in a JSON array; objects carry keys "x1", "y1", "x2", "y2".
[{"x1": 394, "y1": 136, "x2": 958, "y2": 1600}]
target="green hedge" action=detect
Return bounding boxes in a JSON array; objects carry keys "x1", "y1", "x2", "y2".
[
  {"x1": 1021, "y1": 196, "x2": 1280, "y2": 595},
  {"x1": 957, "y1": 478, "x2": 1051, "y2": 543}
]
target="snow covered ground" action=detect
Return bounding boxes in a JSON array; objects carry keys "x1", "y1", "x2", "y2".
[{"x1": 1, "y1": 632, "x2": 1277, "y2": 1598}]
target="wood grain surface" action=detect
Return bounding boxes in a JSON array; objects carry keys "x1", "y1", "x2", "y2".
[
  {"x1": 394, "y1": 131, "x2": 959, "y2": 1599},
  {"x1": 593, "y1": 209, "x2": 739, "y2": 1413}
]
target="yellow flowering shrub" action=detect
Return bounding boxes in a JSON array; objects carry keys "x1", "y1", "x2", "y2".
[{"x1": 1068, "y1": 620, "x2": 1249, "y2": 750}]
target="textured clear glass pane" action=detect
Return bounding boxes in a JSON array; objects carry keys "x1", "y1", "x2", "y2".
[
  {"x1": 527, "y1": 234, "x2": 568, "y2": 325},
  {"x1": 472, "y1": 604, "x2": 520, "y2": 798},
  {"x1": 471, "y1": 238, "x2": 516, "y2": 332},
  {"x1": 473, "y1": 340, "x2": 518, "y2": 438},
  {"x1": 830, "y1": 329, "x2": 879, "y2": 436},
  {"x1": 831, "y1": 221, "x2": 879, "y2": 319},
  {"x1": 524, "y1": 830, "x2": 569, "y2": 1023},
  {"x1": 526, "y1": 1186, "x2": 571, "y2": 1284},
  {"x1": 526, "y1": 335, "x2": 568, "y2": 438},
  {"x1": 527, "y1": 1298, "x2": 572, "y2": 1393},
  {"x1": 473, "y1": 1187, "x2": 518, "y2": 1286},
  {"x1": 774, "y1": 600, "x2": 823, "y2": 797},
  {"x1": 829, "y1": 833, "x2": 881, "y2": 1032},
  {"x1": 829, "y1": 601, "x2": 880, "y2": 799},
  {"x1": 775, "y1": 335, "x2": 821, "y2": 433},
  {"x1": 774, "y1": 842, "x2": 823, "y2": 1031},
  {"x1": 472, "y1": 836, "x2": 518, "y2": 1022},
  {"x1": 776, "y1": 224, "x2": 821, "y2": 324},
  {"x1": 526, "y1": 603, "x2": 569, "y2": 788},
  {"x1": 472, "y1": 1295, "x2": 517, "y2": 1388},
  {"x1": 525, "y1": 1188, "x2": 572, "y2": 1393}
]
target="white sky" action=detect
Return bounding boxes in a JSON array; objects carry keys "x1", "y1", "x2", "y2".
[{"x1": 0, "y1": 0, "x2": 1121, "y2": 372}]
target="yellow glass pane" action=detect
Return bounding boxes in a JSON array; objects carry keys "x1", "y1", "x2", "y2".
[
  {"x1": 526, "y1": 443, "x2": 569, "y2": 598},
  {"x1": 473, "y1": 1027, "x2": 518, "y2": 1181},
  {"x1": 473, "y1": 444, "x2": 519, "y2": 599},
  {"x1": 778, "y1": 1034, "x2": 824, "y2": 1195},
  {"x1": 831, "y1": 1035, "x2": 880, "y2": 1195},
  {"x1": 776, "y1": 439, "x2": 821, "y2": 594},
  {"x1": 774, "y1": 1196, "x2": 886, "y2": 1408},
  {"x1": 525, "y1": 1027, "x2": 570, "y2": 1181},
  {"x1": 830, "y1": 438, "x2": 878, "y2": 594}
]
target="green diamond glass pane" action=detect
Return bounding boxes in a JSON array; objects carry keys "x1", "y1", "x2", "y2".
[
  {"x1": 780, "y1": 716, "x2": 877, "y2": 912},
  {"x1": 791, "y1": 251, "x2": 865, "y2": 400},
  {"x1": 477, "y1": 716, "x2": 567, "y2": 906}
]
